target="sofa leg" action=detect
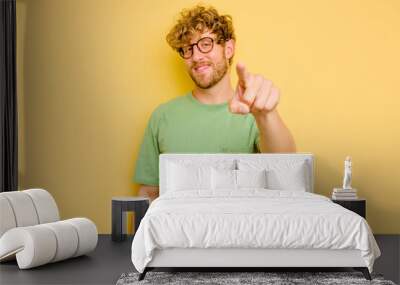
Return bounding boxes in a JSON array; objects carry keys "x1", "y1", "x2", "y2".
[
  {"x1": 354, "y1": 267, "x2": 371, "y2": 280},
  {"x1": 138, "y1": 268, "x2": 148, "y2": 281}
]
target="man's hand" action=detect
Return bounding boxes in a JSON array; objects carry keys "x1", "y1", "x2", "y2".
[
  {"x1": 138, "y1": 185, "x2": 159, "y2": 203},
  {"x1": 229, "y1": 62, "x2": 280, "y2": 118}
]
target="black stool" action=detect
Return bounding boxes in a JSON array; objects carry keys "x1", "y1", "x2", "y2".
[{"x1": 111, "y1": 197, "x2": 149, "y2": 242}]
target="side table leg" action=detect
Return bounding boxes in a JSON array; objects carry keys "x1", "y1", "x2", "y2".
[{"x1": 112, "y1": 200, "x2": 124, "y2": 241}]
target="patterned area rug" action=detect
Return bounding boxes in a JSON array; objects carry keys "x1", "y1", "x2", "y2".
[{"x1": 116, "y1": 271, "x2": 396, "y2": 285}]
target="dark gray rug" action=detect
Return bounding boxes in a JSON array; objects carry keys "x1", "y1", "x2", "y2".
[{"x1": 116, "y1": 271, "x2": 396, "y2": 285}]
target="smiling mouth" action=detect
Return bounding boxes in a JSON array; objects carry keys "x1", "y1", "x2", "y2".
[{"x1": 194, "y1": 65, "x2": 211, "y2": 73}]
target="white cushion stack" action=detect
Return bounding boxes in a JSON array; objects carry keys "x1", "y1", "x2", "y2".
[{"x1": 165, "y1": 158, "x2": 308, "y2": 193}]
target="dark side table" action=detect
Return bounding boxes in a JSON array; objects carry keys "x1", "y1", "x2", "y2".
[
  {"x1": 332, "y1": 198, "x2": 366, "y2": 218},
  {"x1": 112, "y1": 197, "x2": 149, "y2": 242}
]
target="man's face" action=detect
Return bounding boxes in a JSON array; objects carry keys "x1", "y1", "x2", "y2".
[{"x1": 182, "y1": 31, "x2": 233, "y2": 89}]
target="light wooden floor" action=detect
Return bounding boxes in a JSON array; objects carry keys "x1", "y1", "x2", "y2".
[{"x1": 0, "y1": 235, "x2": 398, "y2": 285}]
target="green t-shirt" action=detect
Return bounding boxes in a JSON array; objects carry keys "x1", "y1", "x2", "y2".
[{"x1": 133, "y1": 92, "x2": 260, "y2": 186}]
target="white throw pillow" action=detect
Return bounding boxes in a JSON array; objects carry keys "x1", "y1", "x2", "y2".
[
  {"x1": 265, "y1": 163, "x2": 307, "y2": 191},
  {"x1": 237, "y1": 169, "x2": 268, "y2": 188},
  {"x1": 238, "y1": 159, "x2": 308, "y2": 191},
  {"x1": 211, "y1": 168, "x2": 268, "y2": 190},
  {"x1": 211, "y1": 168, "x2": 237, "y2": 190},
  {"x1": 167, "y1": 162, "x2": 212, "y2": 191}
]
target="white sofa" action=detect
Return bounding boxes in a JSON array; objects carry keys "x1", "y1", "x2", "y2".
[{"x1": 0, "y1": 188, "x2": 98, "y2": 269}]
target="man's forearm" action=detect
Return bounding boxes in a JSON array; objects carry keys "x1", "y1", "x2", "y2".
[{"x1": 254, "y1": 109, "x2": 296, "y2": 153}]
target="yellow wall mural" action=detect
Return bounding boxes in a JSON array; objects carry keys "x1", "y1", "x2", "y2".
[{"x1": 16, "y1": 0, "x2": 400, "y2": 234}]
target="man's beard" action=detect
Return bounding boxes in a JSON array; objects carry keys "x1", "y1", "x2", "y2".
[{"x1": 189, "y1": 57, "x2": 229, "y2": 89}]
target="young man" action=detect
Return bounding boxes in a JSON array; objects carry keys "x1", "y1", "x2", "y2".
[{"x1": 134, "y1": 5, "x2": 296, "y2": 202}]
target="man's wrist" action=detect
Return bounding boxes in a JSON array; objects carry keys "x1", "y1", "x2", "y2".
[{"x1": 254, "y1": 108, "x2": 279, "y2": 127}]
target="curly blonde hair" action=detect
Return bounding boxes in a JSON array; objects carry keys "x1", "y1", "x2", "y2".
[{"x1": 166, "y1": 5, "x2": 236, "y2": 64}]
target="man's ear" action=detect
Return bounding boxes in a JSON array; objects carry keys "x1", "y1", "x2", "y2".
[{"x1": 224, "y1": 39, "x2": 235, "y2": 61}]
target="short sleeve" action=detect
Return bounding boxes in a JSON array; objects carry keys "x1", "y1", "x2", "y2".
[{"x1": 133, "y1": 109, "x2": 162, "y2": 186}]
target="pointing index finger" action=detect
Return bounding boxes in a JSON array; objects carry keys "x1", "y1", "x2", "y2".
[{"x1": 236, "y1": 62, "x2": 248, "y2": 86}]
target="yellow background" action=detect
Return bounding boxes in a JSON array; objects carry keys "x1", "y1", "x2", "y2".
[{"x1": 16, "y1": 0, "x2": 400, "y2": 234}]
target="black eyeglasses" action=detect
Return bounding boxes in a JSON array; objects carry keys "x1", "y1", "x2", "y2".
[{"x1": 178, "y1": 37, "x2": 215, "y2": 59}]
